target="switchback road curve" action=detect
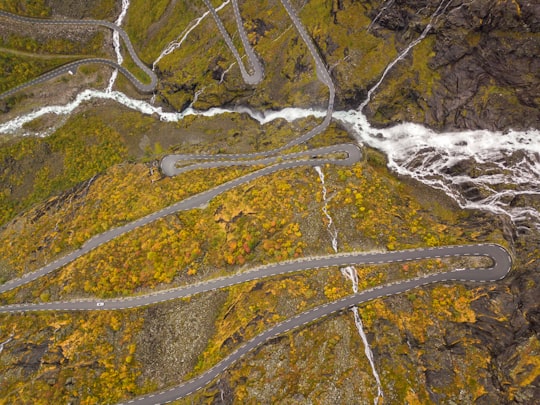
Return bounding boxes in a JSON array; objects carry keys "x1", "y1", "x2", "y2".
[
  {"x1": 0, "y1": 9, "x2": 157, "y2": 99},
  {"x1": 203, "y1": 0, "x2": 264, "y2": 85},
  {"x1": 0, "y1": 0, "x2": 344, "y2": 301},
  {"x1": 0, "y1": 1, "x2": 514, "y2": 404},
  {"x1": 0, "y1": 244, "x2": 511, "y2": 314},
  {"x1": 188, "y1": 0, "x2": 336, "y2": 161},
  {"x1": 0, "y1": 145, "x2": 362, "y2": 295},
  {"x1": 113, "y1": 245, "x2": 511, "y2": 405}
]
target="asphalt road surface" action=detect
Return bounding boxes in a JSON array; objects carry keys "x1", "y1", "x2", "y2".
[
  {"x1": 0, "y1": 145, "x2": 361, "y2": 296},
  {"x1": 0, "y1": 244, "x2": 511, "y2": 314},
  {"x1": 114, "y1": 245, "x2": 511, "y2": 405},
  {"x1": 203, "y1": 0, "x2": 264, "y2": 85},
  {"x1": 0, "y1": 2, "x2": 514, "y2": 405},
  {"x1": 0, "y1": 10, "x2": 157, "y2": 99}
]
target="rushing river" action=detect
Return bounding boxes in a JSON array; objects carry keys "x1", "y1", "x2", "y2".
[
  {"x1": 0, "y1": 3, "x2": 537, "y2": 403},
  {"x1": 1, "y1": 90, "x2": 538, "y2": 233}
]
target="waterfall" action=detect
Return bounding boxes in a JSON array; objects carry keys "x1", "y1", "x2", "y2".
[
  {"x1": 314, "y1": 166, "x2": 339, "y2": 253},
  {"x1": 1, "y1": 92, "x2": 537, "y2": 232},
  {"x1": 0, "y1": 335, "x2": 13, "y2": 354},
  {"x1": 106, "y1": 0, "x2": 130, "y2": 92},
  {"x1": 315, "y1": 166, "x2": 385, "y2": 404},
  {"x1": 152, "y1": 1, "x2": 231, "y2": 69},
  {"x1": 359, "y1": 0, "x2": 453, "y2": 111},
  {"x1": 367, "y1": 0, "x2": 395, "y2": 32}
]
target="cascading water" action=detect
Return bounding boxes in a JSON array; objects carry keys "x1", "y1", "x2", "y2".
[
  {"x1": 106, "y1": 0, "x2": 130, "y2": 92},
  {"x1": 1, "y1": 1, "x2": 537, "y2": 402},
  {"x1": 0, "y1": 335, "x2": 13, "y2": 354},
  {"x1": 1, "y1": 93, "x2": 538, "y2": 234},
  {"x1": 151, "y1": 3, "x2": 231, "y2": 104},
  {"x1": 219, "y1": 62, "x2": 236, "y2": 84},
  {"x1": 314, "y1": 166, "x2": 384, "y2": 405},
  {"x1": 1, "y1": 92, "x2": 537, "y2": 233},
  {"x1": 152, "y1": 1, "x2": 231, "y2": 69},
  {"x1": 367, "y1": 0, "x2": 395, "y2": 32},
  {"x1": 188, "y1": 87, "x2": 206, "y2": 109},
  {"x1": 360, "y1": 0, "x2": 453, "y2": 111},
  {"x1": 314, "y1": 166, "x2": 339, "y2": 253},
  {"x1": 341, "y1": 266, "x2": 384, "y2": 405},
  {"x1": 334, "y1": 110, "x2": 540, "y2": 233},
  {"x1": 353, "y1": 0, "x2": 539, "y2": 233}
]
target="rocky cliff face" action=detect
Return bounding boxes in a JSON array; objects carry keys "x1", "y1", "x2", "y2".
[
  {"x1": 352, "y1": 5, "x2": 540, "y2": 399},
  {"x1": 150, "y1": 1, "x2": 539, "y2": 401},
  {"x1": 154, "y1": 0, "x2": 539, "y2": 132},
  {"x1": 0, "y1": 0, "x2": 538, "y2": 403},
  {"x1": 354, "y1": 0, "x2": 540, "y2": 131}
]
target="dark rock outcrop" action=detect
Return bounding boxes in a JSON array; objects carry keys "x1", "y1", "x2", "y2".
[{"x1": 362, "y1": 0, "x2": 540, "y2": 131}]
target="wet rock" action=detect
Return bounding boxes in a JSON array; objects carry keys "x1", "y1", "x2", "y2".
[
  {"x1": 425, "y1": 367, "x2": 455, "y2": 401},
  {"x1": 377, "y1": 8, "x2": 409, "y2": 31},
  {"x1": 0, "y1": 100, "x2": 9, "y2": 113},
  {"x1": 469, "y1": 290, "x2": 517, "y2": 355},
  {"x1": 509, "y1": 265, "x2": 540, "y2": 336},
  {"x1": 209, "y1": 378, "x2": 234, "y2": 405},
  {"x1": 13, "y1": 342, "x2": 49, "y2": 375},
  {"x1": 359, "y1": 0, "x2": 540, "y2": 131},
  {"x1": 325, "y1": 35, "x2": 339, "y2": 55},
  {"x1": 251, "y1": 18, "x2": 272, "y2": 37}
]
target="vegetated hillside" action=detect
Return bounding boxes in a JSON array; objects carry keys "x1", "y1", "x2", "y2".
[
  {"x1": 0, "y1": 120, "x2": 537, "y2": 403},
  {"x1": 139, "y1": 0, "x2": 538, "y2": 131},
  {"x1": 0, "y1": 0, "x2": 118, "y2": 117},
  {"x1": 0, "y1": 0, "x2": 538, "y2": 404},
  {"x1": 2, "y1": 0, "x2": 537, "y2": 131}
]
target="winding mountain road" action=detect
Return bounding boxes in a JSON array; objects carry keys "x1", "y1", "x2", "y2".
[
  {"x1": 115, "y1": 246, "x2": 511, "y2": 405},
  {"x1": 1, "y1": 242, "x2": 512, "y2": 405},
  {"x1": 0, "y1": 145, "x2": 361, "y2": 295},
  {"x1": 0, "y1": 244, "x2": 511, "y2": 314},
  {"x1": 0, "y1": 1, "x2": 514, "y2": 405},
  {"x1": 0, "y1": 9, "x2": 157, "y2": 99},
  {"x1": 203, "y1": 0, "x2": 264, "y2": 85}
]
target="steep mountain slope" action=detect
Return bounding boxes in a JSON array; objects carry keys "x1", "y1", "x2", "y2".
[{"x1": 0, "y1": 0, "x2": 538, "y2": 403}]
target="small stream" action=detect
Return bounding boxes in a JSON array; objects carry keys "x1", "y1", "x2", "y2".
[
  {"x1": 0, "y1": 1, "x2": 538, "y2": 401},
  {"x1": 315, "y1": 166, "x2": 384, "y2": 405},
  {"x1": 106, "y1": 0, "x2": 130, "y2": 92}
]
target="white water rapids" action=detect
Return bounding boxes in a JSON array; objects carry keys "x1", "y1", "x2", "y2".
[
  {"x1": 106, "y1": 0, "x2": 130, "y2": 92},
  {"x1": 315, "y1": 166, "x2": 384, "y2": 404},
  {"x1": 2, "y1": 95, "x2": 537, "y2": 233},
  {"x1": 0, "y1": 1, "x2": 538, "y2": 401},
  {"x1": 0, "y1": 335, "x2": 13, "y2": 354},
  {"x1": 335, "y1": 109, "x2": 540, "y2": 233}
]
